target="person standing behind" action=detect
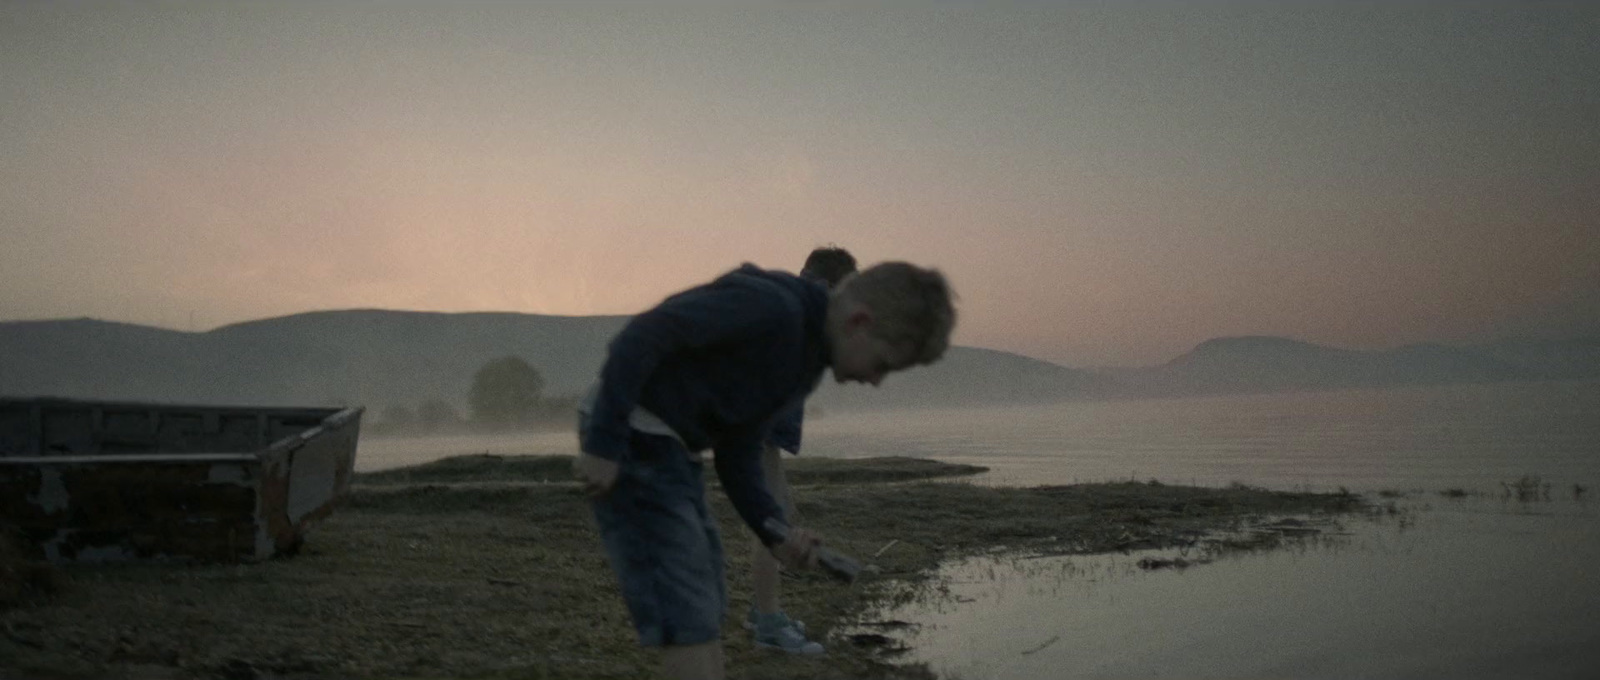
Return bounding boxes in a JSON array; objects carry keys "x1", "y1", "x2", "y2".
[
  {"x1": 745, "y1": 247, "x2": 856, "y2": 655},
  {"x1": 574, "y1": 259, "x2": 955, "y2": 680}
]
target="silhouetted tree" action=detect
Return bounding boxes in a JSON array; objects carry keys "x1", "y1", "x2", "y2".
[{"x1": 469, "y1": 356, "x2": 544, "y2": 428}]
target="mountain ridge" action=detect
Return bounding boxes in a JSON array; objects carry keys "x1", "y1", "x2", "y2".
[
  {"x1": 0, "y1": 309, "x2": 1095, "y2": 412},
  {"x1": 3, "y1": 311, "x2": 1595, "y2": 412}
]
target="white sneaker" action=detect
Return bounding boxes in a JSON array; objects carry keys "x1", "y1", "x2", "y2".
[
  {"x1": 752, "y1": 612, "x2": 824, "y2": 655},
  {"x1": 743, "y1": 607, "x2": 806, "y2": 633}
]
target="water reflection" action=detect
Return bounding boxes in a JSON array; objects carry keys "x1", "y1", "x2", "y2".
[{"x1": 852, "y1": 497, "x2": 1600, "y2": 679}]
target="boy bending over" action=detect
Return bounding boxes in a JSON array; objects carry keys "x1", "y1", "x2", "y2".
[{"x1": 574, "y1": 261, "x2": 955, "y2": 680}]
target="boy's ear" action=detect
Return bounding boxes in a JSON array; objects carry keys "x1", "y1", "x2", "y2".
[{"x1": 846, "y1": 308, "x2": 874, "y2": 332}]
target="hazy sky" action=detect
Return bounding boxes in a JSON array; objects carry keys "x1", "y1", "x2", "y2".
[{"x1": 3, "y1": 2, "x2": 1596, "y2": 367}]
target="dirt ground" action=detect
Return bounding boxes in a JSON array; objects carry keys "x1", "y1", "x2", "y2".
[{"x1": 1, "y1": 455, "x2": 1364, "y2": 680}]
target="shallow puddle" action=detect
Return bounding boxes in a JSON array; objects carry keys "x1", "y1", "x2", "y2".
[{"x1": 852, "y1": 497, "x2": 1600, "y2": 679}]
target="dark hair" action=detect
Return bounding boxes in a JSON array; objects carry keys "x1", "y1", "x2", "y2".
[{"x1": 800, "y1": 246, "x2": 857, "y2": 289}]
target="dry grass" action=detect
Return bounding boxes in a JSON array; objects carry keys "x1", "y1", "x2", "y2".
[
  {"x1": 0, "y1": 524, "x2": 62, "y2": 612},
  {"x1": 1, "y1": 455, "x2": 1362, "y2": 680}
]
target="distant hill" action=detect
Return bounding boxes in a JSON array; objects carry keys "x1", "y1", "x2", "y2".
[
  {"x1": 1096, "y1": 335, "x2": 1598, "y2": 397},
  {"x1": 0, "y1": 310, "x2": 1096, "y2": 413},
  {"x1": 813, "y1": 345, "x2": 1098, "y2": 410},
  {"x1": 4, "y1": 313, "x2": 1594, "y2": 414},
  {"x1": 0, "y1": 311, "x2": 626, "y2": 408}
]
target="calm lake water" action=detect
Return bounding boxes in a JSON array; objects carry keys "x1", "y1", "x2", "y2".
[{"x1": 358, "y1": 380, "x2": 1600, "y2": 679}]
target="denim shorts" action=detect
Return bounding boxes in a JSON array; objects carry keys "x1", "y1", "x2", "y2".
[{"x1": 588, "y1": 427, "x2": 726, "y2": 647}]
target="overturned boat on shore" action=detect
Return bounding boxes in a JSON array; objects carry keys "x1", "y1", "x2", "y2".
[{"x1": 0, "y1": 398, "x2": 363, "y2": 563}]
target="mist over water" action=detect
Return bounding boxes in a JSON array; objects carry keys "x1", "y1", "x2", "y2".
[
  {"x1": 802, "y1": 380, "x2": 1600, "y2": 494},
  {"x1": 357, "y1": 430, "x2": 576, "y2": 473},
  {"x1": 358, "y1": 379, "x2": 1600, "y2": 494}
]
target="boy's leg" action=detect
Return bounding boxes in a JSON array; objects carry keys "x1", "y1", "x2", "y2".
[
  {"x1": 751, "y1": 445, "x2": 790, "y2": 616},
  {"x1": 746, "y1": 445, "x2": 822, "y2": 654},
  {"x1": 663, "y1": 641, "x2": 725, "y2": 680},
  {"x1": 750, "y1": 539, "x2": 782, "y2": 615}
]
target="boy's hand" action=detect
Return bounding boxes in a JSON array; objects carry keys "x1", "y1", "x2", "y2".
[
  {"x1": 572, "y1": 453, "x2": 619, "y2": 498},
  {"x1": 771, "y1": 527, "x2": 823, "y2": 571}
]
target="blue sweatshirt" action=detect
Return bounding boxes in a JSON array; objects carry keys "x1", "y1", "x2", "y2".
[
  {"x1": 769, "y1": 406, "x2": 803, "y2": 454},
  {"x1": 582, "y1": 264, "x2": 831, "y2": 546}
]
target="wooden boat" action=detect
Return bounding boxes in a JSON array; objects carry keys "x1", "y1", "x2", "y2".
[{"x1": 0, "y1": 398, "x2": 363, "y2": 563}]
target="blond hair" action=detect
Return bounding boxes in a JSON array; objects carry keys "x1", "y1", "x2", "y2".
[{"x1": 833, "y1": 262, "x2": 956, "y2": 366}]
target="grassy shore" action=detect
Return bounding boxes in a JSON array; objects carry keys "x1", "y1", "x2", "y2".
[{"x1": 2, "y1": 454, "x2": 1363, "y2": 680}]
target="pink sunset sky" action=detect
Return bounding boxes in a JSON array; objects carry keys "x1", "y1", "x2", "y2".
[{"x1": 3, "y1": 2, "x2": 1596, "y2": 367}]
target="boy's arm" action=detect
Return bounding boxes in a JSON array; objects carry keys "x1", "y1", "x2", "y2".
[
  {"x1": 713, "y1": 430, "x2": 789, "y2": 547},
  {"x1": 582, "y1": 283, "x2": 790, "y2": 462}
]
